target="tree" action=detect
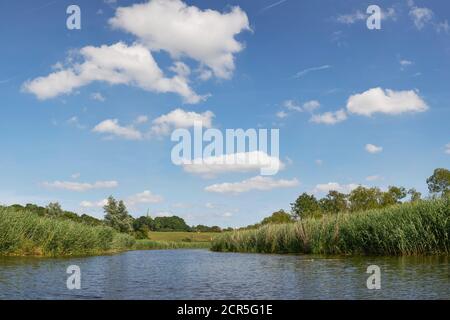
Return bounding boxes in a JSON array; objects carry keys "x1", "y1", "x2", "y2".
[
  {"x1": 261, "y1": 210, "x2": 293, "y2": 225},
  {"x1": 407, "y1": 188, "x2": 421, "y2": 202},
  {"x1": 291, "y1": 193, "x2": 320, "y2": 219},
  {"x1": 319, "y1": 191, "x2": 348, "y2": 214},
  {"x1": 154, "y1": 216, "x2": 191, "y2": 231},
  {"x1": 103, "y1": 196, "x2": 134, "y2": 233},
  {"x1": 348, "y1": 186, "x2": 381, "y2": 212},
  {"x1": 380, "y1": 186, "x2": 407, "y2": 207},
  {"x1": 426, "y1": 168, "x2": 450, "y2": 198},
  {"x1": 46, "y1": 202, "x2": 63, "y2": 217}
]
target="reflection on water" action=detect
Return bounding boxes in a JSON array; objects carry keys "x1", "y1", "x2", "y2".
[{"x1": 0, "y1": 250, "x2": 448, "y2": 299}]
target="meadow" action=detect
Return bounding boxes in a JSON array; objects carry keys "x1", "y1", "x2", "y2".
[
  {"x1": 147, "y1": 231, "x2": 218, "y2": 243},
  {"x1": 211, "y1": 199, "x2": 450, "y2": 255}
]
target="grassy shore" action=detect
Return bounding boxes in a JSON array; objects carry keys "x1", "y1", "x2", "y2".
[
  {"x1": 0, "y1": 206, "x2": 136, "y2": 257},
  {"x1": 0, "y1": 207, "x2": 212, "y2": 257},
  {"x1": 147, "y1": 231, "x2": 218, "y2": 243},
  {"x1": 211, "y1": 199, "x2": 450, "y2": 256}
]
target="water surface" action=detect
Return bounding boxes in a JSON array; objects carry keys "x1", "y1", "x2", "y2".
[{"x1": 0, "y1": 250, "x2": 448, "y2": 299}]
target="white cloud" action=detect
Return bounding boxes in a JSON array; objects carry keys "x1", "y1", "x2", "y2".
[
  {"x1": 126, "y1": 190, "x2": 164, "y2": 206},
  {"x1": 315, "y1": 159, "x2": 323, "y2": 166},
  {"x1": 283, "y1": 100, "x2": 302, "y2": 111},
  {"x1": 182, "y1": 151, "x2": 284, "y2": 177},
  {"x1": 222, "y1": 212, "x2": 233, "y2": 218},
  {"x1": 346, "y1": 87, "x2": 428, "y2": 116},
  {"x1": 294, "y1": 65, "x2": 330, "y2": 78},
  {"x1": 205, "y1": 176, "x2": 299, "y2": 194},
  {"x1": 365, "y1": 144, "x2": 383, "y2": 154},
  {"x1": 409, "y1": 6, "x2": 433, "y2": 30},
  {"x1": 445, "y1": 143, "x2": 450, "y2": 155},
  {"x1": 43, "y1": 180, "x2": 118, "y2": 192},
  {"x1": 366, "y1": 175, "x2": 382, "y2": 181},
  {"x1": 337, "y1": 8, "x2": 396, "y2": 24},
  {"x1": 276, "y1": 111, "x2": 288, "y2": 119},
  {"x1": 134, "y1": 115, "x2": 149, "y2": 124},
  {"x1": 436, "y1": 20, "x2": 450, "y2": 33},
  {"x1": 303, "y1": 100, "x2": 320, "y2": 112},
  {"x1": 313, "y1": 182, "x2": 360, "y2": 194},
  {"x1": 109, "y1": 0, "x2": 250, "y2": 79},
  {"x1": 80, "y1": 189, "x2": 163, "y2": 209},
  {"x1": 23, "y1": 42, "x2": 204, "y2": 104},
  {"x1": 337, "y1": 10, "x2": 366, "y2": 24},
  {"x1": 151, "y1": 108, "x2": 214, "y2": 136},
  {"x1": 80, "y1": 199, "x2": 108, "y2": 208},
  {"x1": 93, "y1": 119, "x2": 143, "y2": 140},
  {"x1": 91, "y1": 92, "x2": 105, "y2": 102},
  {"x1": 400, "y1": 59, "x2": 413, "y2": 69},
  {"x1": 310, "y1": 109, "x2": 347, "y2": 125}
]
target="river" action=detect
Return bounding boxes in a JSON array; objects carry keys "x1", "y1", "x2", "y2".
[{"x1": 0, "y1": 249, "x2": 448, "y2": 299}]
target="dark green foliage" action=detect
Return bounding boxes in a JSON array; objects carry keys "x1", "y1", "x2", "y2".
[
  {"x1": 154, "y1": 216, "x2": 191, "y2": 231},
  {"x1": 291, "y1": 193, "x2": 320, "y2": 219},
  {"x1": 427, "y1": 168, "x2": 450, "y2": 197},
  {"x1": 261, "y1": 210, "x2": 293, "y2": 225}
]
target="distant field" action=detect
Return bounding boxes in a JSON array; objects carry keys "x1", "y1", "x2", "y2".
[{"x1": 147, "y1": 231, "x2": 219, "y2": 242}]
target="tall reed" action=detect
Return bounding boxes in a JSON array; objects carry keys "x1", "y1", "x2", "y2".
[
  {"x1": 0, "y1": 207, "x2": 135, "y2": 256},
  {"x1": 211, "y1": 199, "x2": 449, "y2": 255}
]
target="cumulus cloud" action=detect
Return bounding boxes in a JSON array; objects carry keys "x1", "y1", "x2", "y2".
[
  {"x1": 313, "y1": 182, "x2": 360, "y2": 194},
  {"x1": 43, "y1": 180, "x2": 118, "y2": 192},
  {"x1": 109, "y1": 0, "x2": 250, "y2": 79},
  {"x1": 205, "y1": 176, "x2": 299, "y2": 194},
  {"x1": 23, "y1": 42, "x2": 204, "y2": 104},
  {"x1": 93, "y1": 119, "x2": 143, "y2": 140},
  {"x1": 126, "y1": 190, "x2": 164, "y2": 206},
  {"x1": 310, "y1": 109, "x2": 347, "y2": 125},
  {"x1": 365, "y1": 144, "x2": 383, "y2": 154},
  {"x1": 346, "y1": 87, "x2": 428, "y2": 116},
  {"x1": 151, "y1": 108, "x2": 214, "y2": 136},
  {"x1": 182, "y1": 151, "x2": 284, "y2": 177}
]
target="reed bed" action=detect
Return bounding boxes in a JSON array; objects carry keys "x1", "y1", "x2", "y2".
[
  {"x1": 211, "y1": 199, "x2": 449, "y2": 255},
  {"x1": 0, "y1": 207, "x2": 135, "y2": 256}
]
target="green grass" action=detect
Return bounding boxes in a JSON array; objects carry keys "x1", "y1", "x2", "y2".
[
  {"x1": 0, "y1": 206, "x2": 135, "y2": 257},
  {"x1": 211, "y1": 199, "x2": 450, "y2": 256},
  {"x1": 147, "y1": 231, "x2": 219, "y2": 242},
  {"x1": 134, "y1": 239, "x2": 211, "y2": 250}
]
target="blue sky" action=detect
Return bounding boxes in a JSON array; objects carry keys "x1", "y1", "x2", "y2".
[{"x1": 0, "y1": 0, "x2": 449, "y2": 227}]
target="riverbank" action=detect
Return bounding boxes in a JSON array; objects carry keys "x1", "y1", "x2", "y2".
[
  {"x1": 211, "y1": 199, "x2": 450, "y2": 255},
  {"x1": 0, "y1": 206, "x2": 136, "y2": 256},
  {"x1": 0, "y1": 207, "x2": 212, "y2": 257}
]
